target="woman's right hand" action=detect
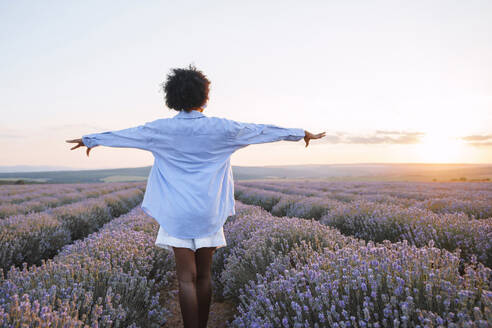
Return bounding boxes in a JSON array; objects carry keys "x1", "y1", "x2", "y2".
[
  {"x1": 304, "y1": 130, "x2": 326, "y2": 147},
  {"x1": 66, "y1": 138, "x2": 96, "y2": 157}
]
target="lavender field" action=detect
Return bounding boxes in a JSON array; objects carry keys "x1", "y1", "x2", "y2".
[
  {"x1": 227, "y1": 180, "x2": 491, "y2": 327},
  {"x1": 0, "y1": 180, "x2": 491, "y2": 327}
]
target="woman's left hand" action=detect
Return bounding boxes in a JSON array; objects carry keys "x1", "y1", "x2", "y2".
[
  {"x1": 303, "y1": 130, "x2": 326, "y2": 148},
  {"x1": 66, "y1": 138, "x2": 95, "y2": 157}
]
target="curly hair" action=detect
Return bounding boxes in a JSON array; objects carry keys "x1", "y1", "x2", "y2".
[{"x1": 162, "y1": 64, "x2": 211, "y2": 112}]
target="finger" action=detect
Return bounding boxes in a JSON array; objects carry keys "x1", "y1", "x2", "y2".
[
  {"x1": 86, "y1": 147, "x2": 91, "y2": 157},
  {"x1": 66, "y1": 139, "x2": 77, "y2": 143},
  {"x1": 70, "y1": 144, "x2": 81, "y2": 150}
]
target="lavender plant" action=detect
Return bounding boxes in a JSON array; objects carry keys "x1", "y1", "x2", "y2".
[
  {"x1": 231, "y1": 239, "x2": 491, "y2": 327},
  {"x1": 218, "y1": 202, "x2": 491, "y2": 327},
  {"x1": 0, "y1": 181, "x2": 145, "y2": 218},
  {"x1": 235, "y1": 182, "x2": 492, "y2": 268},
  {"x1": 320, "y1": 199, "x2": 492, "y2": 268},
  {"x1": 0, "y1": 206, "x2": 174, "y2": 328},
  {"x1": 0, "y1": 187, "x2": 145, "y2": 273}
]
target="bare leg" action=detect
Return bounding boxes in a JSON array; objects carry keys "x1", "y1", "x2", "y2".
[
  {"x1": 173, "y1": 247, "x2": 199, "y2": 328},
  {"x1": 195, "y1": 247, "x2": 216, "y2": 328}
]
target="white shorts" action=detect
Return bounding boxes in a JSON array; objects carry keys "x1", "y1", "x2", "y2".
[{"x1": 155, "y1": 224, "x2": 227, "y2": 252}]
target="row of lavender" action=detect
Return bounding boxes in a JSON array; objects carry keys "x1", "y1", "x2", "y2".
[
  {"x1": 234, "y1": 184, "x2": 492, "y2": 269},
  {"x1": 212, "y1": 201, "x2": 491, "y2": 327},
  {"x1": 0, "y1": 183, "x2": 85, "y2": 197},
  {"x1": 0, "y1": 182, "x2": 146, "y2": 218},
  {"x1": 238, "y1": 180, "x2": 492, "y2": 220},
  {"x1": 0, "y1": 181, "x2": 144, "y2": 199},
  {"x1": 238, "y1": 180, "x2": 492, "y2": 200},
  {"x1": 0, "y1": 206, "x2": 175, "y2": 327},
  {"x1": 1, "y1": 185, "x2": 146, "y2": 273}
]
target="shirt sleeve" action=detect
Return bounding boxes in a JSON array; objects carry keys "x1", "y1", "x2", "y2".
[
  {"x1": 81, "y1": 122, "x2": 155, "y2": 151},
  {"x1": 226, "y1": 120, "x2": 305, "y2": 148}
]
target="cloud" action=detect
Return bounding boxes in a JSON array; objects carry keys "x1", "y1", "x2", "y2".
[
  {"x1": 461, "y1": 134, "x2": 492, "y2": 141},
  {"x1": 375, "y1": 130, "x2": 411, "y2": 135},
  {"x1": 467, "y1": 142, "x2": 492, "y2": 147},
  {"x1": 0, "y1": 126, "x2": 26, "y2": 139},
  {"x1": 0, "y1": 133, "x2": 25, "y2": 139},
  {"x1": 460, "y1": 134, "x2": 492, "y2": 147},
  {"x1": 321, "y1": 134, "x2": 344, "y2": 143},
  {"x1": 43, "y1": 123, "x2": 110, "y2": 131},
  {"x1": 0, "y1": 124, "x2": 112, "y2": 140},
  {"x1": 317, "y1": 130, "x2": 425, "y2": 145}
]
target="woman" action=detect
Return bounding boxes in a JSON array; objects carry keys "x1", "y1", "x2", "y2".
[{"x1": 66, "y1": 64, "x2": 325, "y2": 328}]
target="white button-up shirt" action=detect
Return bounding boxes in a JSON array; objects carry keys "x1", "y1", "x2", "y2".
[{"x1": 82, "y1": 110, "x2": 305, "y2": 238}]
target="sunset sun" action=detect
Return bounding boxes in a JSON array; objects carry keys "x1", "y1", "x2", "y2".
[{"x1": 416, "y1": 132, "x2": 466, "y2": 163}]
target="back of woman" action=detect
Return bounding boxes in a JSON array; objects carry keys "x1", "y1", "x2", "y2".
[{"x1": 66, "y1": 64, "x2": 325, "y2": 328}]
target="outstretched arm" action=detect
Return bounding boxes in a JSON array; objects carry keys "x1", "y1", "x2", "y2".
[
  {"x1": 226, "y1": 121, "x2": 325, "y2": 149},
  {"x1": 66, "y1": 123, "x2": 155, "y2": 156}
]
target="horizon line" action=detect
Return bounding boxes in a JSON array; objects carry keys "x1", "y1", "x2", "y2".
[{"x1": 1, "y1": 161, "x2": 492, "y2": 174}]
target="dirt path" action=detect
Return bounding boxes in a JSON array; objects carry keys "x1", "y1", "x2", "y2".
[{"x1": 160, "y1": 276, "x2": 237, "y2": 328}]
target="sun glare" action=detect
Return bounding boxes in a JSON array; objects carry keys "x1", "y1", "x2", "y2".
[{"x1": 416, "y1": 132, "x2": 466, "y2": 163}]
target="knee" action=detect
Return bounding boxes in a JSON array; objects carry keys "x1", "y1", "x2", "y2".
[{"x1": 177, "y1": 270, "x2": 197, "y2": 285}]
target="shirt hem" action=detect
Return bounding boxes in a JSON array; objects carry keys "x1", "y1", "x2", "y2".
[{"x1": 141, "y1": 204, "x2": 235, "y2": 239}]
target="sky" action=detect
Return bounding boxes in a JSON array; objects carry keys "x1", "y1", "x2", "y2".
[{"x1": 1, "y1": 0, "x2": 491, "y2": 170}]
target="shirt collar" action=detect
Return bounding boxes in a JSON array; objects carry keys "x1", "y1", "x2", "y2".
[{"x1": 173, "y1": 110, "x2": 206, "y2": 119}]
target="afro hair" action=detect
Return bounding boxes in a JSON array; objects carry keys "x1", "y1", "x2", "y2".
[{"x1": 162, "y1": 64, "x2": 211, "y2": 112}]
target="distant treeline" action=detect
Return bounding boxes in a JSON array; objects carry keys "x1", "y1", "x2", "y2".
[{"x1": 0, "y1": 164, "x2": 491, "y2": 184}]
